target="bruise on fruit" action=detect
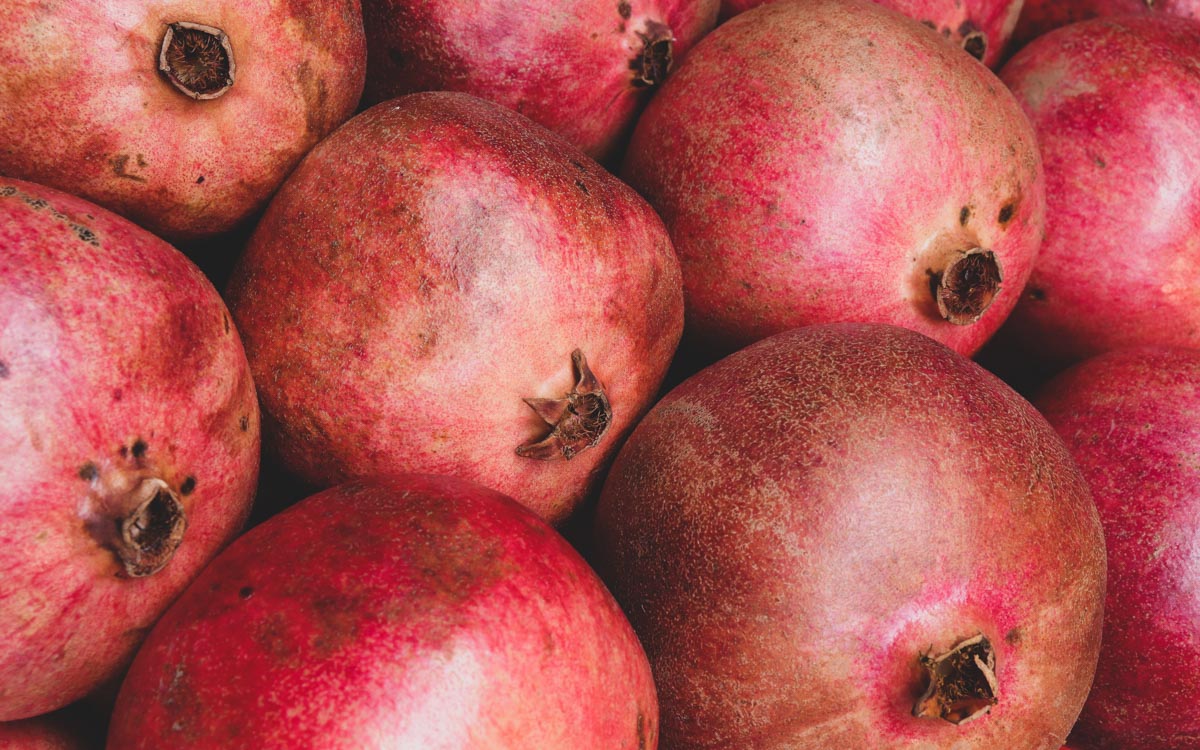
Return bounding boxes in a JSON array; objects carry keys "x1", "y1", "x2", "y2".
[
  {"x1": 929, "y1": 248, "x2": 1002, "y2": 325},
  {"x1": 913, "y1": 634, "x2": 999, "y2": 725},
  {"x1": 517, "y1": 349, "x2": 612, "y2": 460},
  {"x1": 82, "y1": 477, "x2": 188, "y2": 577},
  {"x1": 631, "y1": 21, "x2": 674, "y2": 88},
  {"x1": 159, "y1": 22, "x2": 236, "y2": 100}
]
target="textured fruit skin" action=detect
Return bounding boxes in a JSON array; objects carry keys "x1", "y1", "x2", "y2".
[
  {"x1": 107, "y1": 476, "x2": 658, "y2": 750},
  {"x1": 720, "y1": 0, "x2": 1025, "y2": 68},
  {"x1": 1036, "y1": 348, "x2": 1200, "y2": 750},
  {"x1": 0, "y1": 179, "x2": 260, "y2": 720},
  {"x1": 227, "y1": 92, "x2": 683, "y2": 525},
  {"x1": 361, "y1": 0, "x2": 718, "y2": 161},
  {"x1": 594, "y1": 323, "x2": 1105, "y2": 749},
  {"x1": 622, "y1": 0, "x2": 1045, "y2": 361},
  {"x1": 1013, "y1": 0, "x2": 1200, "y2": 50},
  {"x1": 0, "y1": 0, "x2": 365, "y2": 241},
  {"x1": 995, "y1": 17, "x2": 1200, "y2": 367}
]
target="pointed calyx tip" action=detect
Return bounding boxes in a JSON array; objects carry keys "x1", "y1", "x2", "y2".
[
  {"x1": 632, "y1": 21, "x2": 674, "y2": 88},
  {"x1": 517, "y1": 349, "x2": 612, "y2": 461},
  {"x1": 913, "y1": 633, "x2": 999, "y2": 725}
]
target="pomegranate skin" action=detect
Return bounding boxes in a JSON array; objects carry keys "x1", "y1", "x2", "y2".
[
  {"x1": 361, "y1": 0, "x2": 718, "y2": 161},
  {"x1": 106, "y1": 476, "x2": 658, "y2": 750},
  {"x1": 996, "y1": 17, "x2": 1200, "y2": 366},
  {"x1": 0, "y1": 715, "x2": 88, "y2": 750},
  {"x1": 594, "y1": 323, "x2": 1105, "y2": 749},
  {"x1": 0, "y1": 179, "x2": 260, "y2": 720},
  {"x1": 1036, "y1": 348, "x2": 1200, "y2": 750},
  {"x1": 1014, "y1": 0, "x2": 1200, "y2": 50},
  {"x1": 622, "y1": 0, "x2": 1045, "y2": 361},
  {"x1": 720, "y1": 0, "x2": 1025, "y2": 68},
  {"x1": 227, "y1": 92, "x2": 683, "y2": 525},
  {"x1": 0, "y1": 0, "x2": 365, "y2": 242}
]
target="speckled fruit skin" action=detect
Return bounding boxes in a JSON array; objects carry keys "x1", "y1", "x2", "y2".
[
  {"x1": 995, "y1": 17, "x2": 1200, "y2": 367},
  {"x1": 719, "y1": 0, "x2": 1025, "y2": 68},
  {"x1": 622, "y1": 0, "x2": 1045, "y2": 362},
  {"x1": 1036, "y1": 348, "x2": 1200, "y2": 750},
  {"x1": 0, "y1": 0, "x2": 366, "y2": 242},
  {"x1": 0, "y1": 179, "x2": 260, "y2": 720},
  {"x1": 594, "y1": 323, "x2": 1106, "y2": 749},
  {"x1": 107, "y1": 475, "x2": 659, "y2": 750},
  {"x1": 361, "y1": 0, "x2": 718, "y2": 162},
  {"x1": 227, "y1": 92, "x2": 683, "y2": 525},
  {"x1": 1013, "y1": 0, "x2": 1200, "y2": 50}
]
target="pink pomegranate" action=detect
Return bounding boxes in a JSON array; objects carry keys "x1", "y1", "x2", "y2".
[
  {"x1": 622, "y1": 0, "x2": 1045, "y2": 362},
  {"x1": 1036, "y1": 348, "x2": 1200, "y2": 750},
  {"x1": 720, "y1": 0, "x2": 1025, "y2": 68},
  {"x1": 107, "y1": 475, "x2": 658, "y2": 749},
  {"x1": 227, "y1": 92, "x2": 683, "y2": 525},
  {"x1": 0, "y1": 179, "x2": 260, "y2": 720},
  {"x1": 0, "y1": 0, "x2": 365, "y2": 242},
  {"x1": 594, "y1": 323, "x2": 1106, "y2": 749},
  {"x1": 1013, "y1": 0, "x2": 1200, "y2": 50},
  {"x1": 994, "y1": 17, "x2": 1200, "y2": 367},
  {"x1": 361, "y1": 0, "x2": 719, "y2": 161}
]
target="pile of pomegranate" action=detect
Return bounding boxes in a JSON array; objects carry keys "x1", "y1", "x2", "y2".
[{"x1": 2, "y1": 0, "x2": 1197, "y2": 747}]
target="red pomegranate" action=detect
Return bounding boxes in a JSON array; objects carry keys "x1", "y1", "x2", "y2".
[
  {"x1": 720, "y1": 0, "x2": 1025, "y2": 67},
  {"x1": 360, "y1": 0, "x2": 719, "y2": 161},
  {"x1": 0, "y1": 179, "x2": 260, "y2": 720},
  {"x1": 1013, "y1": 0, "x2": 1200, "y2": 50},
  {"x1": 1036, "y1": 348, "x2": 1200, "y2": 750},
  {"x1": 622, "y1": 0, "x2": 1044, "y2": 363},
  {"x1": 107, "y1": 475, "x2": 658, "y2": 749},
  {"x1": 227, "y1": 92, "x2": 683, "y2": 524},
  {"x1": 995, "y1": 16, "x2": 1200, "y2": 367},
  {"x1": 0, "y1": 0, "x2": 365, "y2": 241},
  {"x1": 594, "y1": 323, "x2": 1106, "y2": 749}
]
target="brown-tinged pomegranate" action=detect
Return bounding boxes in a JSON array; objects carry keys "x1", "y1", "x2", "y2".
[
  {"x1": 0, "y1": 178, "x2": 260, "y2": 720},
  {"x1": 107, "y1": 476, "x2": 658, "y2": 749},
  {"x1": 360, "y1": 0, "x2": 719, "y2": 161},
  {"x1": 0, "y1": 0, "x2": 366, "y2": 241},
  {"x1": 622, "y1": 0, "x2": 1044, "y2": 363},
  {"x1": 1036, "y1": 348, "x2": 1200, "y2": 750},
  {"x1": 594, "y1": 323, "x2": 1105, "y2": 749}
]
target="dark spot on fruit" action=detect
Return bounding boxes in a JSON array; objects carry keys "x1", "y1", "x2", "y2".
[
  {"x1": 25, "y1": 197, "x2": 48, "y2": 210},
  {"x1": 180, "y1": 476, "x2": 196, "y2": 495},
  {"x1": 1028, "y1": 287, "x2": 1046, "y2": 301},
  {"x1": 575, "y1": 178, "x2": 590, "y2": 195},
  {"x1": 998, "y1": 203, "x2": 1015, "y2": 224},
  {"x1": 223, "y1": 313, "x2": 230, "y2": 334},
  {"x1": 118, "y1": 445, "x2": 129, "y2": 458},
  {"x1": 131, "y1": 439, "x2": 148, "y2": 459},
  {"x1": 959, "y1": 206, "x2": 970, "y2": 225},
  {"x1": 79, "y1": 462, "x2": 99, "y2": 481},
  {"x1": 112, "y1": 388, "x2": 123, "y2": 401},
  {"x1": 1005, "y1": 627, "x2": 1022, "y2": 644},
  {"x1": 1092, "y1": 154, "x2": 1106, "y2": 168},
  {"x1": 110, "y1": 154, "x2": 148, "y2": 182},
  {"x1": 921, "y1": 19, "x2": 936, "y2": 29},
  {"x1": 0, "y1": 186, "x2": 16, "y2": 197},
  {"x1": 75, "y1": 227, "x2": 98, "y2": 245},
  {"x1": 637, "y1": 712, "x2": 647, "y2": 750},
  {"x1": 618, "y1": 0, "x2": 632, "y2": 18},
  {"x1": 239, "y1": 414, "x2": 250, "y2": 431},
  {"x1": 570, "y1": 159, "x2": 586, "y2": 171},
  {"x1": 239, "y1": 586, "x2": 254, "y2": 599},
  {"x1": 196, "y1": 175, "x2": 205, "y2": 184},
  {"x1": 0, "y1": 361, "x2": 8, "y2": 379}
]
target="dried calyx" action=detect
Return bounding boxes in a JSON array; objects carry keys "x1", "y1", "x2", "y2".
[
  {"x1": 913, "y1": 634, "x2": 999, "y2": 725},
  {"x1": 83, "y1": 477, "x2": 188, "y2": 577},
  {"x1": 517, "y1": 349, "x2": 612, "y2": 460},
  {"x1": 632, "y1": 21, "x2": 674, "y2": 88},
  {"x1": 930, "y1": 247, "x2": 1002, "y2": 325},
  {"x1": 159, "y1": 22, "x2": 236, "y2": 100}
]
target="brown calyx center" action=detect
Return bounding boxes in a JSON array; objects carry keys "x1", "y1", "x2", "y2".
[
  {"x1": 517, "y1": 349, "x2": 612, "y2": 461},
  {"x1": 913, "y1": 634, "x2": 999, "y2": 725},
  {"x1": 929, "y1": 247, "x2": 1002, "y2": 325},
  {"x1": 632, "y1": 21, "x2": 674, "y2": 88},
  {"x1": 159, "y1": 22, "x2": 236, "y2": 100},
  {"x1": 83, "y1": 477, "x2": 188, "y2": 577}
]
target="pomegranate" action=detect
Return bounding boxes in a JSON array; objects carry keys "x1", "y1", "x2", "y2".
[
  {"x1": 227, "y1": 92, "x2": 683, "y2": 524},
  {"x1": 719, "y1": 0, "x2": 1025, "y2": 68},
  {"x1": 994, "y1": 16, "x2": 1200, "y2": 367},
  {"x1": 594, "y1": 323, "x2": 1106, "y2": 749},
  {"x1": 107, "y1": 475, "x2": 658, "y2": 749},
  {"x1": 0, "y1": 0, "x2": 365, "y2": 242},
  {"x1": 1013, "y1": 0, "x2": 1200, "y2": 50},
  {"x1": 622, "y1": 0, "x2": 1044, "y2": 363},
  {"x1": 360, "y1": 0, "x2": 719, "y2": 161},
  {"x1": 1036, "y1": 348, "x2": 1200, "y2": 750},
  {"x1": 0, "y1": 179, "x2": 260, "y2": 720}
]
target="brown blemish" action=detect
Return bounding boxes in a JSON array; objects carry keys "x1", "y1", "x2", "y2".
[
  {"x1": 0, "y1": 361, "x2": 8, "y2": 379},
  {"x1": 631, "y1": 21, "x2": 674, "y2": 88},
  {"x1": 78, "y1": 462, "x2": 99, "y2": 481},
  {"x1": 110, "y1": 154, "x2": 148, "y2": 183},
  {"x1": 1005, "y1": 627, "x2": 1022, "y2": 644},
  {"x1": 618, "y1": 0, "x2": 632, "y2": 19},
  {"x1": 913, "y1": 634, "x2": 998, "y2": 725},
  {"x1": 575, "y1": 178, "x2": 590, "y2": 195},
  {"x1": 238, "y1": 586, "x2": 254, "y2": 599},
  {"x1": 1027, "y1": 287, "x2": 1046, "y2": 301},
  {"x1": 958, "y1": 206, "x2": 970, "y2": 226},
  {"x1": 196, "y1": 175, "x2": 205, "y2": 184},
  {"x1": 517, "y1": 349, "x2": 613, "y2": 461},
  {"x1": 998, "y1": 203, "x2": 1015, "y2": 224},
  {"x1": 131, "y1": 439, "x2": 148, "y2": 459},
  {"x1": 637, "y1": 712, "x2": 647, "y2": 750},
  {"x1": 239, "y1": 414, "x2": 250, "y2": 431},
  {"x1": 159, "y1": 22, "x2": 236, "y2": 100},
  {"x1": 929, "y1": 248, "x2": 1002, "y2": 325},
  {"x1": 180, "y1": 476, "x2": 196, "y2": 495}
]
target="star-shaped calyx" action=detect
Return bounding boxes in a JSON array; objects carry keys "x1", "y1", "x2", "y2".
[{"x1": 516, "y1": 349, "x2": 612, "y2": 461}]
